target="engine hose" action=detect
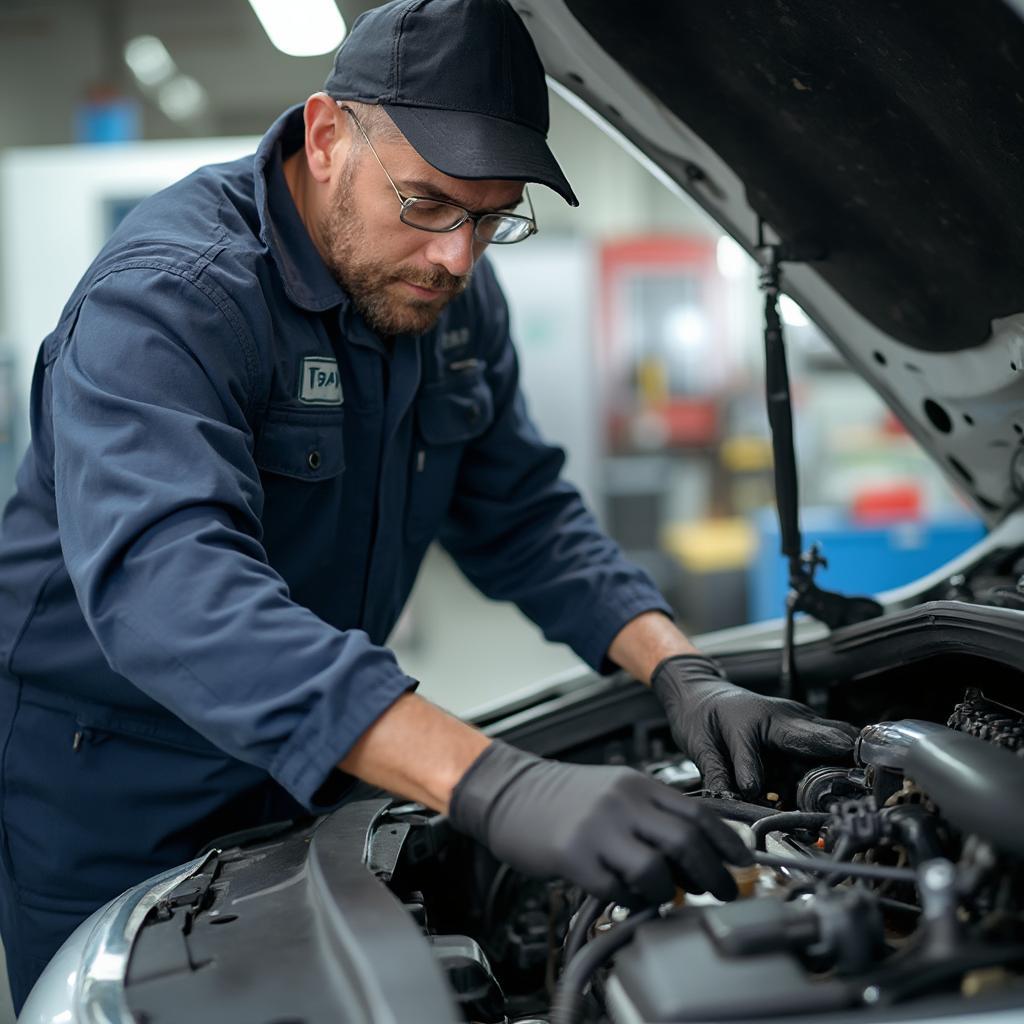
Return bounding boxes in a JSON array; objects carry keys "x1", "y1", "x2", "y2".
[
  {"x1": 856, "y1": 720, "x2": 948, "y2": 771},
  {"x1": 562, "y1": 895, "x2": 606, "y2": 966},
  {"x1": 857, "y1": 719, "x2": 1024, "y2": 859},
  {"x1": 750, "y1": 811, "x2": 831, "y2": 851},
  {"x1": 688, "y1": 794, "x2": 781, "y2": 823},
  {"x1": 549, "y1": 905, "x2": 659, "y2": 1024},
  {"x1": 901, "y1": 727, "x2": 1024, "y2": 860}
]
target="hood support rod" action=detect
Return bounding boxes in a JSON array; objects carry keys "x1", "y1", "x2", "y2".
[{"x1": 756, "y1": 223, "x2": 883, "y2": 702}]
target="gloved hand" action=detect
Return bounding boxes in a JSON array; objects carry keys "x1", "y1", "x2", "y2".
[
  {"x1": 448, "y1": 739, "x2": 752, "y2": 908},
  {"x1": 651, "y1": 654, "x2": 858, "y2": 799}
]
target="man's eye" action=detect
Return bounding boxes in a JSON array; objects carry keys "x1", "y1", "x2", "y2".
[{"x1": 404, "y1": 200, "x2": 464, "y2": 230}]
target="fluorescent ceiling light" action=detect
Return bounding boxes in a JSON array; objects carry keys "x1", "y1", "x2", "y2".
[
  {"x1": 124, "y1": 35, "x2": 176, "y2": 88},
  {"x1": 247, "y1": 0, "x2": 346, "y2": 57},
  {"x1": 158, "y1": 75, "x2": 209, "y2": 122}
]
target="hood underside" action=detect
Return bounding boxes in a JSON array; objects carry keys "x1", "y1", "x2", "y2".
[
  {"x1": 520, "y1": 0, "x2": 1024, "y2": 522},
  {"x1": 565, "y1": 0, "x2": 1024, "y2": 354}
]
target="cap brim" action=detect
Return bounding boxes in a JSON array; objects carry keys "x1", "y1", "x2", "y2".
[{"x1": 384, "y1": 104, "x2": 579, "y2": 207}]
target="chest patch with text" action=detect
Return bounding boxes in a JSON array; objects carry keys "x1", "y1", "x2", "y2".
[
  {"x1": 299, "y1": 357, "x2": 343, "y2": 405},
  {"x1": 440, "y1": 326, "x2": 471, "y2": 352}
]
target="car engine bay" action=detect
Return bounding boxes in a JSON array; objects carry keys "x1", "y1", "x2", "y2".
[
  {"x1": 366, "y1": 683, "x2": 1024, "y2": 1024},
  {"x1": 112, "y1": 588, "x2": 1024, "y2": 1024}
]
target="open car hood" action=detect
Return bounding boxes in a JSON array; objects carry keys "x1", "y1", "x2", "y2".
[{"x1": 516, "y1": 0, "x2": 1024, "y2": 524}]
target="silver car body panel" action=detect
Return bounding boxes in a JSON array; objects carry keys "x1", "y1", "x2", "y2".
[{"x1": 19, "y1": 854, "x2": 214, "y2": 1024}]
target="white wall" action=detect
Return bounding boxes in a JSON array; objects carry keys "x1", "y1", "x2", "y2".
[
  {"x1": 531, "y1": 91, "x2": 716, "y2": 239},
  {"x1": 0, "y1": 137, "x2": 258, "y2": 454},
  {"x1": 489, "y1": 238, "x2": 602, "y2": 516}
]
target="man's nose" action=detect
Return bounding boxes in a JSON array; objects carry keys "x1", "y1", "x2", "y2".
[{"x1": 424, "y1": 220, "x2": 477, "y2": 278}]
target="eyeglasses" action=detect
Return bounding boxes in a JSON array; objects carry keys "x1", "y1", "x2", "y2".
[{"x1": 338, "y1": 103, "x2": 538, "y2": 245}]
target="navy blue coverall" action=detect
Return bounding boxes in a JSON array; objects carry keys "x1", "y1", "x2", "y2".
[{"x1": 0, "y1": 106, "x2": 669, "y2": 1008}]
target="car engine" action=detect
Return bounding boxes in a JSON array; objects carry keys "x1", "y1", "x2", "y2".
[{"x1": 372, "y1": 687, "x2": 1024, "y2": 1023}]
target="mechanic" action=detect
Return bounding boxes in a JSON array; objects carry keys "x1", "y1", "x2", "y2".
[{"x1": 0, "y1": 0, "x2": 857, "y2": 1010}]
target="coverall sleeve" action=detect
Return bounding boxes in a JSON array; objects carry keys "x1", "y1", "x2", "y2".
[
  {"x1": 51, "y1": 266, "x2": 416, "y2": 810},
  {"x1": 439, "y1": 261, "x2": 673, "y2": 672}
]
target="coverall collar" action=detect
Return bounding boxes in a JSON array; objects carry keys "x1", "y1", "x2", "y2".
[{"x1": 255, "y1": 105, "x2": 349, "y2": 314}]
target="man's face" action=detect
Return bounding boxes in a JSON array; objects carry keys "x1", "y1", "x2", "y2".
[{"x1": 317, "y1": 125, "x2": 525, "y2": 337}]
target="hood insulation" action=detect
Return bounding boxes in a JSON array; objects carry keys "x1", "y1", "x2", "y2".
[{"x1": 567, "y1": 0, "x2": 1024, "y2": 353}]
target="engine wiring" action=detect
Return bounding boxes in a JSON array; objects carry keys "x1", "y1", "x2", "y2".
[{"x1": 752, "y1": 849, "x2": 921, "y2": 884}]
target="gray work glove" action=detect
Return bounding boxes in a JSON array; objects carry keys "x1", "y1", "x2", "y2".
[
  {"x1": 448, "y1": 739, "x2": 752, "y2": 907},
  {"x1": 651, "y1": 654, "x2": 858, "y2": 800}
]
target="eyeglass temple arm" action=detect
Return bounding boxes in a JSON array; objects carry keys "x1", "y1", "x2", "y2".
[
  {"x1": 336, "y1": 101, "x2": 408, "y2": 207},
  {"x1": 523, "y1": 185, "x2": 537, "y2": 233}
]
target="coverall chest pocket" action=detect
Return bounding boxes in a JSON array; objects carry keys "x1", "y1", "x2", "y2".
[
  {"x1": 406, "y1": 368, "x2": 494, "y2": 543},
  {"x1": 254, "y1": 411, "x2": 346, "y2": 481},
  {"x1": 254, "y1": 410, "x2": 346, "y2": 563}
]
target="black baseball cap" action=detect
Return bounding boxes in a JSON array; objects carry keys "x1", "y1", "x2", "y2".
[{"x1": 324, "y1": 0, "x2": 579, "y2": 207}]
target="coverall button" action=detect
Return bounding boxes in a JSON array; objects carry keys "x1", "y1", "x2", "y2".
[{"x1": 307, "y1": 450, "x2": 322, "y2": 470}]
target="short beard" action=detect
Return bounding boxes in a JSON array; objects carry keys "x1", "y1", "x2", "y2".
[{"x1": 318, "y1": 161, "x2": 470, "y2": 336}]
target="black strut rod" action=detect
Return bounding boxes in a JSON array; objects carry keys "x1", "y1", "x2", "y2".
[
  {"x1": 760, "y1": 243, "x2": 803, "y2": 569},
  {"x1": 755, "y1": 224, "x2": 883, "y2": 701}
]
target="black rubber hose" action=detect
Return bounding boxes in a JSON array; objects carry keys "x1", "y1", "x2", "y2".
[
  {"x1": 549, "y1": 906, "x2": 659, "y2": 1024},
  {"x1": 688, "y1": 794, "x2": 782, "y2": 824},
  {"x1": 750, "y1": 811, "x2": 831, "y2": 851},
  {"x1": 562, "y1": 895, "x2": 606, "y2": 966},
  {"x1": 902, "y1": 728, "x2": 1024, "y2": 859}
]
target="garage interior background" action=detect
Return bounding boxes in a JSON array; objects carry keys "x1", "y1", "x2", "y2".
[{"x1": 0, "y1": 1, "x2": 985, "y2": 1018}]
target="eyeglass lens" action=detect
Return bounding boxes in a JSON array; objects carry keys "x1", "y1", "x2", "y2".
[{"x1": 400, "y1": 199, "x2": 533, "y2": 244}]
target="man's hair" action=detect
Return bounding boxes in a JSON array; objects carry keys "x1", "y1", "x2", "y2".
[{"x1": 341, "y1": 100, "x2": 405, "y2": 147}]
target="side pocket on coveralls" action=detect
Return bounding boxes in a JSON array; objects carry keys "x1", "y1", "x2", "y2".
[{"x1": 2, "y1": 696, "x2": 264, "y2": 910}]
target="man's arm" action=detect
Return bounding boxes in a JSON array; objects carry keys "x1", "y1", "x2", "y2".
[
  {"x1": 439, "y1": 261, "x2": 674, "y2": 673},
  {"x1": 53, "y1": 268, "x2": 416, "y2": 812},
  {"x1": 339, "y1": 692, "x2": 489, "y2": 812},
  {"x1": 606, "y1": 610, "x2": 697, "y2": 683},
  {"x1": 341, "y1": 691, "x2": 752, "y2": 910}
]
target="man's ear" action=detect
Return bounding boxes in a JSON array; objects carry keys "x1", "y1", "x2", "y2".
[{"x1": 303, "y1": 92, "x2": 350, "y2": 185}]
